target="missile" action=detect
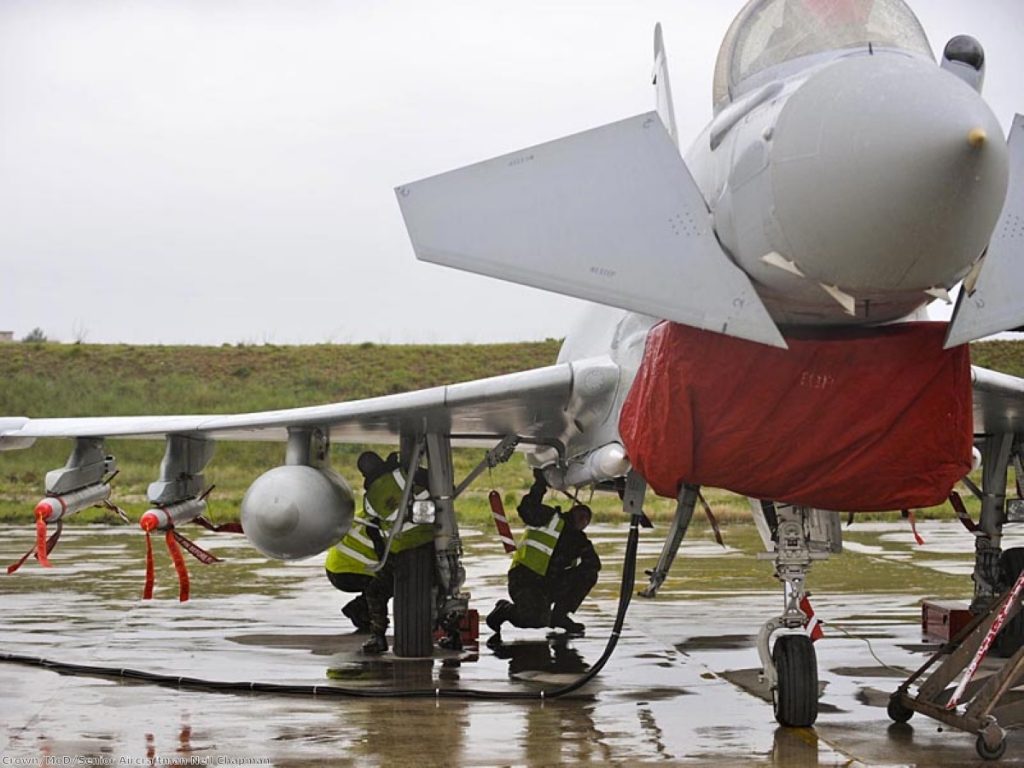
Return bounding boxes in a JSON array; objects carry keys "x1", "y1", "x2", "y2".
[
  {"x1": 34, "y1": 482, "x2": 112, "y2": 523},
  {"x1": 6, "y1": 482, "x2": 114, "y2": 573},
  {"x1": 139, "y1": 499, "x2": 208, "y2": 532},
  {"x1": 139, "y1": 497, "x2": 224, "y2": 602}
]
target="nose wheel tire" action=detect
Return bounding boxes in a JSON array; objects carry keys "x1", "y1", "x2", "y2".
[{"x1": 772, "y1": 634, "x2": 818, "y2": 727}]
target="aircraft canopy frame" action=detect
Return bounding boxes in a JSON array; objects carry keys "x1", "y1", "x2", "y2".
[{"x1": 713, "y1": 0, "x2": 933, "y2": 111}]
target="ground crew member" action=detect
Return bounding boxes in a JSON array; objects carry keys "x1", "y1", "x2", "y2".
[
  {"x1": 486, "y1": 470, "x2": 601, "y2": 642},
  {"x1": 357, "y1": 450, "x2": 433, "y2": 655},
  {"x1": 324, "y1": 515, "x2": 382, "y2": 632}
]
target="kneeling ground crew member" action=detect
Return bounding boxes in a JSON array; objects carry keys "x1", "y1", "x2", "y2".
[
  {"x1": 324, "y1": 515, "x2": 383, "y2": 632},
  {"x1": 358, "y1": 450, "x2": 433, "y2": 655},
  {"x1": 486, "y1": 470, "x2": 601, "y2": 640}
]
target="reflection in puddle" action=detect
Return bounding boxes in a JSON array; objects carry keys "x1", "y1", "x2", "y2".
[
  {"x1": 771, "y1": 726, "x2": 820, "y2": 767},
  {"x1": 490, "y1": 638, "x2": 588, "y2": 681}
]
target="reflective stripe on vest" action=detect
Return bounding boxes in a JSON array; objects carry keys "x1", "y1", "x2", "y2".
[
  {"x1": 362, "y1": 469, "x2": 434, "y2": 554},
  {"x1": 511, "y1": 514, "x2": 564, "y2": 576},
  {"x1": 325, "y1": 522, "x2": 379, "y2": 576}
]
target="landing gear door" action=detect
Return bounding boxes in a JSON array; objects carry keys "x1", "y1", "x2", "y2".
[{"x1": 807, "y1": 509, "x2": 843, "y2": 555}]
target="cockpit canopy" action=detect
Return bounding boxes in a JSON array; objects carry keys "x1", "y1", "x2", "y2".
[{"x1": 713, "y1": 0, "x2": 933, "y2": 112}]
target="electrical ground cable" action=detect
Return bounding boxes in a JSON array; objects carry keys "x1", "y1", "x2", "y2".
[{"x1": 0, "y1": 513, "x2": 643, "y2": 701}]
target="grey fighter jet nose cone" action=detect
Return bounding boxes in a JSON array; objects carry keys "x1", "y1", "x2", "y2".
[{"x1": 769, "y1": 53, "x2": 1008, "y2": 296}]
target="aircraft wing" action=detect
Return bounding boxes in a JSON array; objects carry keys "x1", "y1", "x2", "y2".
[
  {"x1": 0, "y1": 363, "x2": 574, "y2": 450},
  {"x1": 396, "y1": 112, "x2": 785, "y2": 349},
  {"x1": 971, "y1": 365, "x2": 1024, "y2": 436}
]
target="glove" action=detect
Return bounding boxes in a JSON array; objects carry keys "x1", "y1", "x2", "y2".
[{"x1": 532, "y1": 468, "x2": 549, "y2": 487}]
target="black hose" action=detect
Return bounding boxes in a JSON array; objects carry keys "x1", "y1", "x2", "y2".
[{"x1": 0, "y1": 514, "x2": 643, "y2": 701}]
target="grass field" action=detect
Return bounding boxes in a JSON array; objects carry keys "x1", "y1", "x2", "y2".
[{"x1": 0, "y1": 338, "x2": 1020, "y2": 527}]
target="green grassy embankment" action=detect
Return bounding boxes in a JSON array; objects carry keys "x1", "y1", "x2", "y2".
[{"x1": 0, "y1": 338, "x2": 1020, "y2": 527}]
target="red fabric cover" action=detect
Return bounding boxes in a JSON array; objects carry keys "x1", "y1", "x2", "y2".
[{"x1": 619, "y1": 322, "x2": 972, "y2": 511}]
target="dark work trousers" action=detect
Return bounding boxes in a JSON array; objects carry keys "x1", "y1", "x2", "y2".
[
  {"x1": 364, "y1": 559, "x2": 395, "y2": 636},
  {"x1": 326, "y1": 570, "x2": 373, "y2": 626},
  {"x1": 326, "y1": 570, "x2": 373, "y2": 594},
  {"x1": 507, "y1": 563, "x2": 599, "y2": 628}
]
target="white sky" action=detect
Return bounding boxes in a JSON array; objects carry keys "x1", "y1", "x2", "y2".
[{"x1": 0, "y1": 0, "x2": 1020, "y2": 345}]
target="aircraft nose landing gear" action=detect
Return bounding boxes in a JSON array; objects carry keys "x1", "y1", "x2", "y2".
[{"x1": 755, "y1": 504, "x2": 838, "y2": 727}]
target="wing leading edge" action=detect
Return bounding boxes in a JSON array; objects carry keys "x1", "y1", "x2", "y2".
[
  {"x1": 0, "y1": 364, "x2": 574, "y2": 450},
  {"x1": 971, "y1": 365, "x2": 1024, "y2": 436}
]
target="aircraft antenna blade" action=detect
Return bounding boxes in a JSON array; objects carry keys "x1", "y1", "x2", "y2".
[
  {"x1": 946, "y1": 115, "x2": 1024, "y2": 348},
  {"x1": 396, "y1": 113, "x2": 785, "y2": 349}
]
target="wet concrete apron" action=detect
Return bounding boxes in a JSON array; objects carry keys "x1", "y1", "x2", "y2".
[{"x1": 2, "y1": 521, "x2": 1023, "y2": 766}]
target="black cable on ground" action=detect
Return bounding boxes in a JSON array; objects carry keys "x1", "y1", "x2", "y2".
[{"x1": 0, "y1": 513, "x2": 643, "y2": 701}]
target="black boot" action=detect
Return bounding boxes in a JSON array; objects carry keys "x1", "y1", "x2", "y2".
[
  {"x1": 487, "y1": 599, "x2": 512, "y2": 634},
  {"x1": 342, "y1": 596, "x2": 371, "y2": 632},
  {"x1": 362, "y1": 633, "x2": 388, "y2": 654},
  {"x1": 363, "y1": 589, "x2": 389, "y2": 653},
  {"x1": 551, "y1": 613, "x2": 585, "y2": 637},
  {"x1": 486, "y1": 599, "x2": 512, "y2": 647}
]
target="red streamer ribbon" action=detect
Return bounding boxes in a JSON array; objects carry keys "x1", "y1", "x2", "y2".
[
  {"x1": 949, "y1": 491, "x2": 979, "y2": 533},
  {"x1": 194, "y1": 516, "x2": 243, "y2": 534},
  {"x1": 165, "y1": 530, "x2": 190, "y2": 602},
  {"x1": 35, "y1": 509, "x2": 52, "y2": 568},
  {"x1": 143, "y1": 531, "x2": 155, "y2": 600},
  {"x1": 172, "y1": 529, "x2": 221, "y2": 565},
  {"x1": 902, "y1": 509, "x2": 925, "y2": 546},
  {"x1": 697, "y1": 492, "x2": 725, "y2": 547},
  {"x1": 7, "y1": 519, "x2": 62, "y2": 575}
]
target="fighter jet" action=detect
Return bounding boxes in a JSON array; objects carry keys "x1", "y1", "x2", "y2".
[{"x1": 3, "y1": 0, "x2": 1024, "y2": 732}]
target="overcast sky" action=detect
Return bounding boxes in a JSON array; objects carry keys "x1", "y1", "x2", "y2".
[{"x1": 1, "y1": 0, "x2": 1020, "y2": 345}]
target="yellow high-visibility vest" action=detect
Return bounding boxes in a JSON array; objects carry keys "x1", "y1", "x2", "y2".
[
  {"x1": 325, "y1": 519, "x2": 379, "y2": 576},
  {"x1": 364, "y1": 469, "x2": 433, "y2": 553},
  {"x1": 510, "y1": 514, "x2": 564, "y2": 576}
]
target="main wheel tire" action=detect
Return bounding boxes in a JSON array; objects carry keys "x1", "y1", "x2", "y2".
[
  {"x1": 773, "y1": 634, "x2": 819, "y2": 727},
  {"x1": 393, "y1": 546, "x2": 435, "y2": 657}
]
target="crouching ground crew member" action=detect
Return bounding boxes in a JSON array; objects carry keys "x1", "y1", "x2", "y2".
[
  {"x1": 357, "y1": 449, "x2": 433, "y2": 655},
  {"x1": 486, "y1": 470, "x2": 601, "y2": 642},
  {"x1": 324, "y1": 515, "x2": 382, "y2": 632}
]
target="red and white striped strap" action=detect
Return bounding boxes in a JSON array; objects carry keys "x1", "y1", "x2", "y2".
[
  {"x1": 488, "y1": 491, "x2": 516, "y2": 554},
  {"x1": 800, "y1": 595, "x2": 824, "y2": 642},
  {"x1": 947, "y1": 568, "x2": 1024, "y2": 709}
]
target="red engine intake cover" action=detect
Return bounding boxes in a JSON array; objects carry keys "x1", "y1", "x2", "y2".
[{"x1": 619, "y1": 321, "x2": 972, "y2": 512}]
